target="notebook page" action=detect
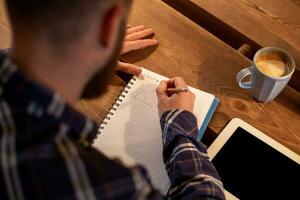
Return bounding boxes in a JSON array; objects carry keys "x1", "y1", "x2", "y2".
[{"x1": 92, "y1": 68, "x2": 215, "y2": 194}]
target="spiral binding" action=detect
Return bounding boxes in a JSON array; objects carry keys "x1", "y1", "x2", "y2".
[{"x1": 92, "y1": 77, "x2": 138, "y2": 143}]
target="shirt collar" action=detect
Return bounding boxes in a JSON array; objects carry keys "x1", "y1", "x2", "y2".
[{"x1": 0, "y1": 51, "x2": 98, "y2": 145}]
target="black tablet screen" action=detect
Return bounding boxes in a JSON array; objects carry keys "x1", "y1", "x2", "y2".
[{"x1": 212, "y1": 127, "x2": 300, "y2": 199}]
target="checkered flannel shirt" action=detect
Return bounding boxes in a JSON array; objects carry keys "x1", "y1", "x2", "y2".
[{"x1": 0, "y1": 51, "x2": 225, "y2": 199}]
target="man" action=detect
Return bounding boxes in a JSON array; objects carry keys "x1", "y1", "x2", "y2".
[{"x1": 0, "y1": 0, "x2": 225, "y2": 199}]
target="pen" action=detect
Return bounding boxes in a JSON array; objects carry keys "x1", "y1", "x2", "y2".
[{"x1": 167, "y1": 88, "x2": 189, "y2": 93}]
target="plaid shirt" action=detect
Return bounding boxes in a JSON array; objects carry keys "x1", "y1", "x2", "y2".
[{"x1": 0, "y1": 51, "x2": 225, "y2": 200}]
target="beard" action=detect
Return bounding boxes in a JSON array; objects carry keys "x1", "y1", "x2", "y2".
[{"x1": 81, "y1": 19, "x2": 126, "y2": 99}]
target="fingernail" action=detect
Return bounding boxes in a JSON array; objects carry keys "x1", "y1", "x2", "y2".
[
  {"x1": 132, "y1": 66, "x2": 140, "y2": 75},
  {"x1": 136, "y1": 68, "x2": 142, "y2": 75}
]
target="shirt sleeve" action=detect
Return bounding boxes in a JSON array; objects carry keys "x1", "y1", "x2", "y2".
[{"x1": 160, "y1": 109, "x2": 226, "y2": 200}]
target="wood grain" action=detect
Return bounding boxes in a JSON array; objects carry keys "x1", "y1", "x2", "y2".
[
  {"x1": 188, "y1": 0, "x2": 300, "y2": 69},
  {"x1": 122, "y1": 0, "x2": 300, "y2": 154},
  {"x1": 162, "y1": 0, "x2": 300, "y2": 92},
  {"x1": 0, "y1": 0, "x2": 11, "y2": 48}
]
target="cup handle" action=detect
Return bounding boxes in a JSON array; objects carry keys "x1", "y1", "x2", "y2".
[{"x1": 236, "y1": 66, "x2": 254, "y2": 89}]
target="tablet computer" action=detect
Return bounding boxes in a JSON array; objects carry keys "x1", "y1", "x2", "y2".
[{"x1": 207, "y1": 118, "x2": 300, "y2": 199}]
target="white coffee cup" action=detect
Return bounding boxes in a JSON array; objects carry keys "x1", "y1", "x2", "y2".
[{"x1": 237, "y1": 47, "x2": 295, "y2": 102}]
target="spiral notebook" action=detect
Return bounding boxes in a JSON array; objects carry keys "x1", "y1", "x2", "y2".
[{"x1": 92, "y1": 68, "x2": 218, "y2": 194}]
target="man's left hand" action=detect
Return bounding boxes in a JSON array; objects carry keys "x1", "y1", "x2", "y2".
[{"x1": 117, "y1": 25, "x2": 158, "y2": 75}]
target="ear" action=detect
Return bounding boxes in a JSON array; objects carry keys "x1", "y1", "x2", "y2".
[{"x1": 100, "y1": 5, "x2": 124, "y2": 47}]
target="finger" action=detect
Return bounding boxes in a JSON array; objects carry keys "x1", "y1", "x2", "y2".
[
  {"x1": 117, "y1": 61, "x2": 142, "y2": 75},
  {"x1": 171, "y1": 77, "x2": 188, "y2": 88},
  {"x1": 122, "y1": 39, "x2": 158, "y2": 54},
  {"x1": 156, "y1": 81, "x2": 168, "y2": 98},
  {"x1": 126, "y1": 25, "x2": 145, "y2": 34},
  {"x1": 125, "y1": 28, "x2": 154, "y2": 41},
  {"x1": 166, "y1": 79, "x2": 175, "y2": 88}
]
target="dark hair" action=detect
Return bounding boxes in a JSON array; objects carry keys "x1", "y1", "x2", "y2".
[{"x1": 5, "y1": 0, "x2": 108, "y2": 46}]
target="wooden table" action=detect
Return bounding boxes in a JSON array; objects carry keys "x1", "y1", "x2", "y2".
[
  {"x1": 0, "y1": 0, "x2": 299, "y2": 154},
  {"x1": 164, "y1": 0, "x2": 300, "y2": 91}
]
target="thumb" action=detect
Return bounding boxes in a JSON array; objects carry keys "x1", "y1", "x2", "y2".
[
  {"x1": 172, "y1": 77, "x2": 188, "y2": 88},
  {"x1": 156, "y1": 80, "x2": 168, "y2": 98},
  {"x1": 117, "y1": 61, "x2": 142, "y2": 75}
]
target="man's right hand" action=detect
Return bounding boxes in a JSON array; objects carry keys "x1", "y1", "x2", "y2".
[{"x1": 156, "y1": 77, "x2": 195, "y2": 117}]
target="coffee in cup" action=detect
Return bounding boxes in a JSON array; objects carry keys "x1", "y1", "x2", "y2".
[{"x1": 255, "y1": 52, "x2": 287, "y2": 78}]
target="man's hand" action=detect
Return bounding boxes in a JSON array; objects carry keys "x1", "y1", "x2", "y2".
[
  {"x1": 117, "y1": 25, "x2": 158, "y2": 75},
  {"x1": 156, "y1": 77, "x2": 195, "y2": 117}
]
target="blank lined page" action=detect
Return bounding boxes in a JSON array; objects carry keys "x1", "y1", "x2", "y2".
[{"x1": 92, "y1": 68, "x2": 215, "y2": 194}]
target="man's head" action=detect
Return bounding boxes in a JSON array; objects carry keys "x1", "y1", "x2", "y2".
[{"x1": 5, "y1": 0, "x2": 132, "y2": 101}]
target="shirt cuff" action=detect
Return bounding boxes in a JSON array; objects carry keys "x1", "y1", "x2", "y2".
[{"x1": 160, "y1": 109, "x2": 199, "y2": 147}]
